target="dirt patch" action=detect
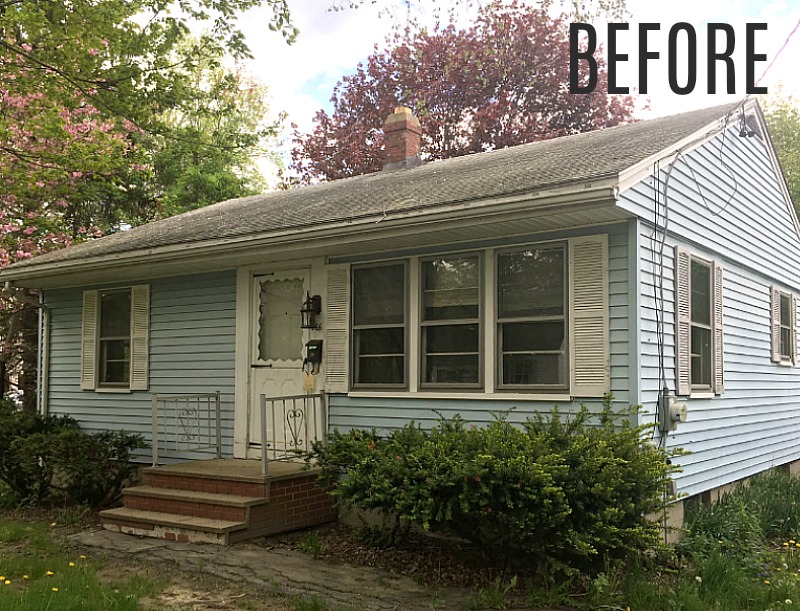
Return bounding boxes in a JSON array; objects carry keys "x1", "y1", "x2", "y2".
[{"x1": 258, "y1": 522, "x2": 517, "y2": 590}]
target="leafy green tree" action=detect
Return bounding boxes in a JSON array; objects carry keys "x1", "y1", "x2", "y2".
[
  {"x1": 763, "y1": 94, "x2": 800, "y2": 211},
  {"x1": 148, "y1": 56, "x2": 282, "y2": 217}
]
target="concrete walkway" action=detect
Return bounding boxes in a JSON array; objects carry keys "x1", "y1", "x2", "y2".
[{"x1": 69, "y1": 527, "x2": 480, "y2": 610}]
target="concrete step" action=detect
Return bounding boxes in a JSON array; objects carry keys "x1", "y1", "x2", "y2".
[{"x1": 99, "y1": 507, "x2": 248, "y2": 545}]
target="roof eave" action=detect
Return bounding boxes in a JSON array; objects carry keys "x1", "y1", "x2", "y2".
[{"x1": 1, "y1": 178, "x2": 621, "y2": 287}]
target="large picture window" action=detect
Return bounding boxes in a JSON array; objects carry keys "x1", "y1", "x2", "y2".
[
  {"x1": 497, "y1": 245, "x2": 567, "y2": 389},
  {"x1": 421, "y1": 255, "x2": 481, "y2": 387},
  {"x1": 352, "y1": 263, "x2": 406, "y2": 387}
]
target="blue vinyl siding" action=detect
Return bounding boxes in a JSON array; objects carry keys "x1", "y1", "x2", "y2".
[
  {"x1": 45, "y1": 271, "x2": 237, "y2": 459},
  {"x1": 329, "y1": 227, "x2": 631, "y2": 432},
  {"x1": 623, "y1": 126, "x2": 800, "y2": 497}
]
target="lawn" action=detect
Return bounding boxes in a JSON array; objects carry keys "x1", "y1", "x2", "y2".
[{"x1": 0, "y1": 518, "x2": 161, "y2": 610}]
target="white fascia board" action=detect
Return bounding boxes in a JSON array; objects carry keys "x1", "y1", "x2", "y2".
[
  {"x1": 617, "y1": 109, "x2": 741, "y2": 195},
  {"x1": 2, "y1": 180, "x2": 620, "y2": 288}
]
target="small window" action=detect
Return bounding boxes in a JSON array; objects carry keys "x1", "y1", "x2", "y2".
[
  {"x1": 98, "y1": 290, "x2": 132, "y2": 386},
  {"x1": 352, "y1": 263, "x2": 406, "y2": 387},
  {"x1": 420, "y1": 255, "x2": 481, "y2": 387},
  {"x1": 81, "y1": 285, "x2": 149, "y2": 391},
  {"x1": 780, "y1": 294, "x2": 793, "y2": 360},
  {"x1": 497, "y1": 245, "x2": 567, "y2": 389},
  {"x1": 771, "y1": 286, "x2": 796, "y2": 365},
  {"x1": 690, "y1": 259, "x2": 713, "y2": 389}
]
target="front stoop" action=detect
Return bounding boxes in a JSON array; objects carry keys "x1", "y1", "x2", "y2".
[{"x1": 99, "y1": 459, "x2": 337, "y2": 545}]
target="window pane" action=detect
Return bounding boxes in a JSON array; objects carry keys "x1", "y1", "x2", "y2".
[
  {"x1": 356, "y1": 356, "x2": 404, "y2": 385},
  {"x1": 422, "y1": 257, "x2": 479, "y2": 320},
  {"x1": 353, "y1": 265, "x2": 405, "y2": 325},
  {"x1": 503, "y1": 354, "x2": 566, "y2": 386},
  {"x1": 424, "y1": 324, "x2": 479, "y2": 354},
  {"x1": 691, "y1": 261, "x2": 711, "y2": 326},
  {"x1": 100, "y1": 291, "x2": 131, "y2": 337},
  {"x1": 425, "y1": 355, "x2": 479, "y2": 384},
  {"x1": 501, "y1": 321, "x2": 565, "y2": 352},
  {"x1": 781, "y1": 294, "x2": 791, "y2": 327},
  {"x1": 691, "y1": 325, "x2": 712, "y2": 386},
  {"x1": 258, "y1": 277, "x2": 304, "y2": 362},
  {"x1": 781, "y1": 327, "x2": 792, "y2": 359},
  {"x1": 355, "y1": 328, "x2": 404, "y2": 356},
  {"x1": 498, "y1": 247, "x2": 565, "y2": 318},
  {"x1": 100, "y1": 339, "x2": 130, "y2": 384}
]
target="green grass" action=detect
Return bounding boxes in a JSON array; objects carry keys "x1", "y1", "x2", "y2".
[{"x1": 0, "y1": 517, "x2": 161, "y2": 610}]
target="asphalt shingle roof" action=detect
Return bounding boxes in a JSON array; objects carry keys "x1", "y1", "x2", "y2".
[{"x1": 5, "y1": 102, "x2": 738, "y2": 271}]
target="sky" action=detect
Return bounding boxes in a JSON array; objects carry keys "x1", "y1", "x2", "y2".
[{"x1": 233, "y1": 0, "x2": 800, "y2": 171}]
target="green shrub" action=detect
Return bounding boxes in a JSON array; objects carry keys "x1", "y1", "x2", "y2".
[
  {"x1": 0, "y1": 401, "x2": 145, "y2": 507},
  {"x1": 309, "y1": 397, "x2": 678, "y2": 574}
]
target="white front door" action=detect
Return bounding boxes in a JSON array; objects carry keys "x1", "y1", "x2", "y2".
[{"x1": 249, "y1": 270, "x2": 308, "y2": 449}]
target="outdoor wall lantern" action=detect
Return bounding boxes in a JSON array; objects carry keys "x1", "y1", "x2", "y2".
[{"x1": 300, "y1": 292, "x2": 322, "y2": 330}]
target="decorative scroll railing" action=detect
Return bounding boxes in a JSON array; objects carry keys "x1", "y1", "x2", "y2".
[
  {"x1": 151, "y1": 391, "x2": 222, "y2": 466},
  {"x1": 259, "y1": 393, "x2": 327, "y2": 475}
]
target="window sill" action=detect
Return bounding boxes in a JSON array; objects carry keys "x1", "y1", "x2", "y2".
[
  {"x1": 347, "y1": 391, "x2": 572, "y2": 402},
  {"x1": 92, "y1": 387, "x2": 133, "y2": 394},
  {"x1": 776, "y1": 360, "x2": 795, "y2": 368},
  {"x1": 688, "y1": 391, "x2": 715, "y2": 399}
]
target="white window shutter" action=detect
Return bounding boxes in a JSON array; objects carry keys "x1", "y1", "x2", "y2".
[
  {"x1": 569, "y1": 234, "x2": 609, "y2": 397},
  {"x1": 771, "y1": 286, "x2": 781, "y2": 363},
  {"x1": 130, "y1": 284, "x2": 150, "y2": 391},
  {"x1": 674, "y1": 247, "x2": 691, "y2": 396},
  {"x1": 713, "y1": 262, "x2": 724, "y2": 394},
  {"x1": 325, "y1": 264, "x2": 351, "y2": 393},
  {"x1": 80, "y1": 290, "x2": 98, "y2": 390},
  {"x1": 792, "y1": 295, "x2": 798, "y2": 366}
]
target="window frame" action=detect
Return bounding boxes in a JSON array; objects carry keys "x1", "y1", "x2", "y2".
[
  {"x1": 689, "y1": 257, "x2": 714, "y2": 392},
  {"x1": 495, "y1": 242, "x2": 569, "y2": 392},
  {"x1": 772, "y1": 286, "x2": 797, "y2": 367},
  {"x1": 350, "y1": 261, "x2": 409, "y2": 390},
  {"x1": 419, "y1": 253, "x2": 484, "y2": 391},
  {"x1": 97, "y1": 288, "x2": 133, "y2": 389}
]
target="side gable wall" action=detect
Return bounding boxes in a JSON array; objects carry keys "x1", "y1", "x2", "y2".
[{"x1": 620, "y1": 125, "x2": 800, "y2": 497}]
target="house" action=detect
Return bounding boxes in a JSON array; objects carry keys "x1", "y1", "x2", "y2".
[{"x1": 2, "y1": 100, "x2": 799, "y2": 542}]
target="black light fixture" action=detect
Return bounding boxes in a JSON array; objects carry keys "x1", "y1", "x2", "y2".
[{"x1": 300, "y1": 292, "x2": 322, "y2": 329}]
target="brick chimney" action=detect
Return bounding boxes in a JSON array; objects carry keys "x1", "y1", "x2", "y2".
[{"x1": 382, "y1": 106, "x2": 422, "y2": 171}]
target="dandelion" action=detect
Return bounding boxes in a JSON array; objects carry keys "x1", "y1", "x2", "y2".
[
  {"x1": 695, "y1": 575, "x2": 702, "y2": 583},
  {"x1": 786, "y1": 600, "x2": 793, "y2": 605},
  {"x1": 766, "y1": 579, "x2": 772, "y2": 585},
  {"x1": 68, "y1": 562, "x2": 75, "y2": 567},
  {"x1": 45, "y1": 571, "x2": 54, "y2": 576},
  {"x1": 785, "y1": 542, "x2": 791, "y2": 547},
  {"x1": 22, "y1": 575, "x2": 28, "y2": 580},
  {"x1": 3, "y1": 580, "x2": 9, "y2": 586},
  {"x1": 80, "y1": 555, "x2": 86, "y2": 560},
  {"x1": 51, "y1": 587, "x2": 58, "y2": 592},
  {"x1": 50, "y1": 522, "x2": 56, "y2": 527},
  {"x1": 791, "y1": 540, "x2": 796, "y2": 545}
]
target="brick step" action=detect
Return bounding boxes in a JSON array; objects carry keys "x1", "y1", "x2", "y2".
[
  {"x1": 99, "y1": 507, "x2": 247, "y2": 545},
  {"x1": 144, "y1": 469, "x2": 268, "y2": 498},
  {"x1": 122, "y1": 485, "x2": 268, "y2": 521}
]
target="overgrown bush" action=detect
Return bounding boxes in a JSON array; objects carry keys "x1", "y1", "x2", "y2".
[
  {"x1": 0, "y1": 399, "x2": 145, "y2": 507},
  {"x1": 309, "y1": 397, "x2": 679, "y2": 574}
]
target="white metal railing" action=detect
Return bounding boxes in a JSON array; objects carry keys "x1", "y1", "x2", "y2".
[
  {"x1": 151, "y1": 391, "x2": 221, "y2": 465},
  {"x1": 259, "y1": 392, "x2": 327, "y2": 475}
]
